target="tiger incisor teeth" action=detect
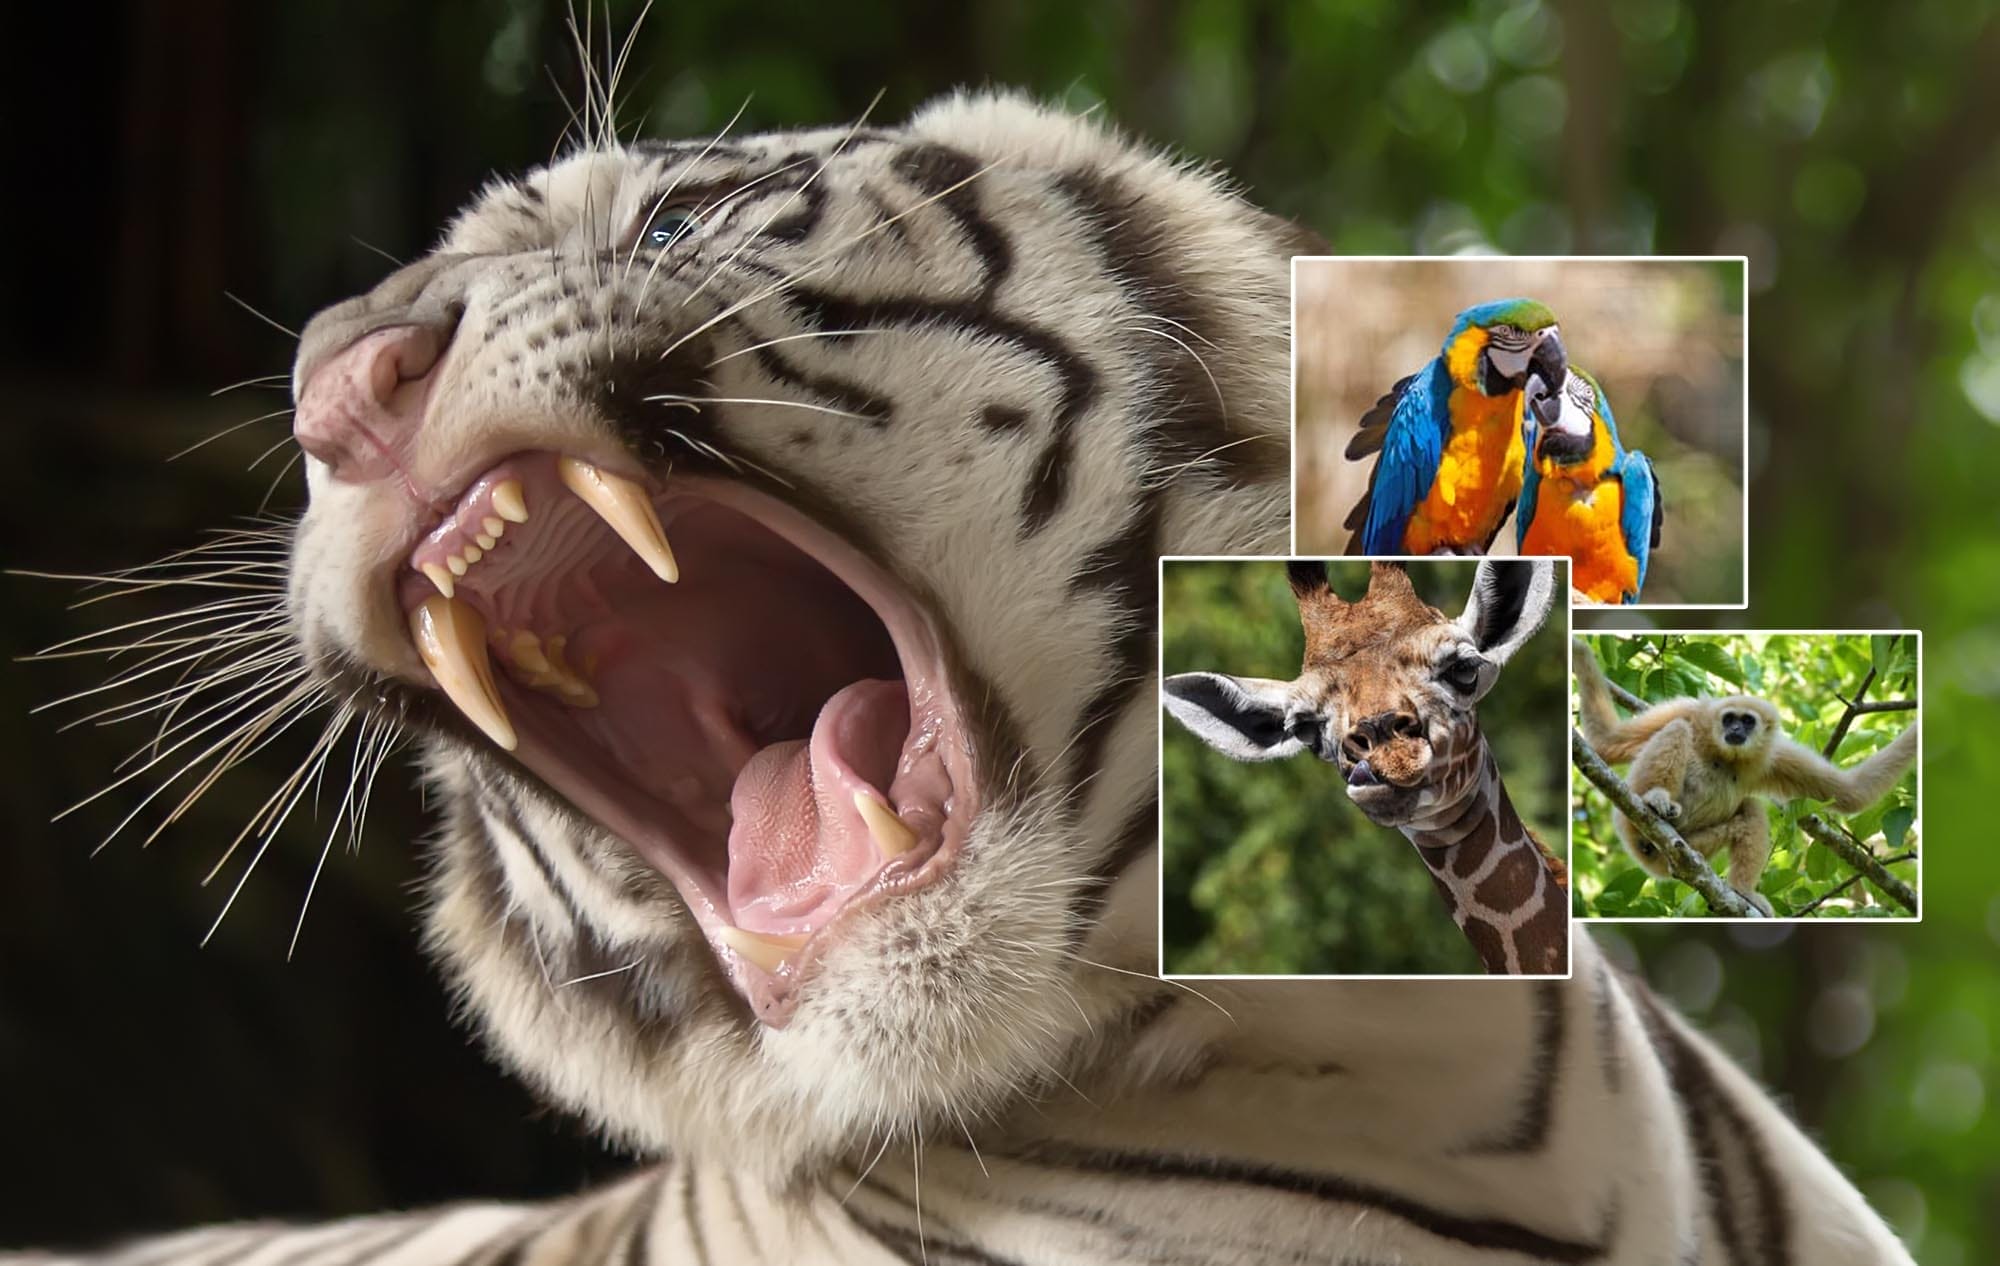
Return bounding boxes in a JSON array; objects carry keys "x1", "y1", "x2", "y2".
[
  {"x1": 420, "y1": 562, "x2": 456, "y2": 599},
  {"x1": 854, "y1": 790, "x2": 918, "y2": 858},
  {"x1": 490, "y1": 479, "x2": 529, "y2": 524},
  {"x1": 720, "y1": 926, "x2": 810, "y2": 974},
  {"x1": 556, "y1": 456, "x2": 680, "y2": 583},
  {"x1": 410, "y1": 596, "x2": 516, "y2": 750}
]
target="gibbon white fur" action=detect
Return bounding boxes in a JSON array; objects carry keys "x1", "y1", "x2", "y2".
[{"x1": 1574, "y1": 641, "x2": 1919, "y2": 915}]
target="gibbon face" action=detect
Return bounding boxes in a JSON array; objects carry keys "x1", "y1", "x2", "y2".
[{"x1": 1712, "y1": 696, "x2": 1780, "y2": 762}]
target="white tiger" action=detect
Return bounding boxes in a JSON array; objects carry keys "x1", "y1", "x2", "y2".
[{"x1": 13, "y1": 94, "x2": 1910, "y2": 1265}]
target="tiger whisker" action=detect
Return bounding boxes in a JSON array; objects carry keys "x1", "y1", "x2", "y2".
[
  {"x1": 558, "y1": 959, "x2": 643, "y2": 988},
  {"x1": 208, "y1": 373, "x2": 293, "y2": 398},
  {"x1": 203, "y1": 703, "x2": 357, "y2": 944},
  {"x1": 619, "y1": 94, "x2": 753, "y2": 283},
  {"x1": 1125, "y1": 322, "x2": 1228, "y2": 421},
  {"x1": 704, "y1": 328, "x2": 893, "y2": 367},
  {"x1": 168, "y1": 406, "x2": 297, "y2": 462},
  {"x1": 223, "y1": 290, "x2": 300, "y2": 342},
  {"x1": 652, "y1": 149, "x2": 1015, "y2": 369},
  {"x1": 646, "y1": 393, "x2": 879, "y2": 424},
  {"x1": 674, "y1": 90, "x2": 886, "y2": 315},
  {"x1": 630, "y1": 156, "x2": 817, "y2": 316}
]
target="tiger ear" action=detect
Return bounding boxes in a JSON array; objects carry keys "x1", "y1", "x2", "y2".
[
  {"x1": 1162, "y1": 672, "x2": 1304, "y2": 762},
  {"x1": 1456, "y1": 559, "x2": 1556, "y2": 669}
]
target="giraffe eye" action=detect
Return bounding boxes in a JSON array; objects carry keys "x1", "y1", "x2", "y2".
[
  {"x1": 1441, "y1": 659, "x2": 1481, "y2": 693},
  {"x1": 1287, "y1": 714, "x2": 1322, "y2": 749}
]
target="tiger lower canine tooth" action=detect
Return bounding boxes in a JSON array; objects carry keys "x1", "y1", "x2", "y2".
[
  {"x1": 854, "y1": 790, "x2": 918, "y2": 858},
  {"x1": 409, "y1": 596, "x2": 516, "y2": 751},
  {"x1": 720, "y1": 927, "x2": 808, "y2": 973},
  {"x1": 556, "y1": 456, "x2": 680, "y2": 583}
]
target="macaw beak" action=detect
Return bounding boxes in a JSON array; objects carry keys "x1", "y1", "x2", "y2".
[
  {"x1": 1535, "y1": 376, "x2": 1597, "y2": 465},
  {"x1": 1523, "y1": 371, "x2": 1561, "y2": 430},
  {"x1": 1528, "y1": 327, "x2": 1566, "y2": 393}
]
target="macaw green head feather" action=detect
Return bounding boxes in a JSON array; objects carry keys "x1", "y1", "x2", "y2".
[{"x1": 1448, "y1": 297, "x2": 1560, "y2": 341}]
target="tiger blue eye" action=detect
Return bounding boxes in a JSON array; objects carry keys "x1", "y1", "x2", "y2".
[{"x1": 645, "y1": 208, "x2": 700, "y2": 249}]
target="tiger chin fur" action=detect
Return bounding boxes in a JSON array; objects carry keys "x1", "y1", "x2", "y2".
[{"x1": 12, "y1": 93, "x2": 1911, "y2": 1265}]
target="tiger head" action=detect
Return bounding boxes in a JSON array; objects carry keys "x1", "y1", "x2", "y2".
[{"x1": 279, "y1": 94, "x2": 1299, "y2": 1179}]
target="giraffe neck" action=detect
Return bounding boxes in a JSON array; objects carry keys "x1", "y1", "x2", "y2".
[{"x1": 1400, "y1": 744, "x2": 1567, "y2": 975}]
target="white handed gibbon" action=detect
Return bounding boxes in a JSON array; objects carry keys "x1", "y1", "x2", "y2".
[{"x1": 1573, "y1": 641, "x2": 1919, "y2": 915}]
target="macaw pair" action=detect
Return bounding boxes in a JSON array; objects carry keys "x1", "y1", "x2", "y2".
[{"x1": 1342, "y1": 298, "x2": 1662, "y2": 604}]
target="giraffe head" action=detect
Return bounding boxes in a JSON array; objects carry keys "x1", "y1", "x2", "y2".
[{"x1": 1163, "y1": 559, "x2": 1556, "y2": 828}]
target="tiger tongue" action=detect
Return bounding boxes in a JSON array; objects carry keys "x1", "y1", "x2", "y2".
[{"x1": 724, "y1": 679, "x2": 913, "y2": 937}]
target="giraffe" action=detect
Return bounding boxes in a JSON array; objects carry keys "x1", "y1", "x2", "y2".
[{"x1": 1161, "y1": 558, "x2": 1569, "y2": 975}]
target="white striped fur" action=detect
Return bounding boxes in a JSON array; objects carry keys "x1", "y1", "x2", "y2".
[{"x1": 13, "y1": 94, "x2": 1910, "y2": 1265}]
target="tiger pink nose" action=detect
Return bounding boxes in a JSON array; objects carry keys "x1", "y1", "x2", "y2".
[{"x1": 292, "y1": 324, "x2": 446, "y2": 483}]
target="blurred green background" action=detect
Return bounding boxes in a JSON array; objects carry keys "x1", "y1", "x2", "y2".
[
  {"x1": 1573, "y1": 632, "x2": 1921, "y2": 917},
  {"x1": 1161, "y1": 560, "x2": 1566, "y2": 974},
  {"x1": 2, "y1": 0, "x2": 1996, "y2": 1259}
]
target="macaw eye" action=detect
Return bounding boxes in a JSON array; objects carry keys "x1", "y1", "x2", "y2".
[
  {"x1": 640, "y1": 203, "x2": 703, "y2": 249},
  {"x1": 1490, "y1": 324, "x2": 1517, "y2": 339}
]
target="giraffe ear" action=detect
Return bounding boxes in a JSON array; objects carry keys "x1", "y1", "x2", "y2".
[
  {"x1": 1162, "y1": 672, "x2": 1305, "y2": 762},
  {"x1": 1455, "y1": 559, "x2": 1556, "y2": 669}
]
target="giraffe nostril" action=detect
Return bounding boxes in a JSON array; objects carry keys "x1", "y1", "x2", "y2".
[{"x1": 1394, "y1": 713, "x2": 1423, "y2": 739}]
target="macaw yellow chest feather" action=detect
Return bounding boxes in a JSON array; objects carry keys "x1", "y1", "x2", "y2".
[
  {"x1": 1403, "y1": 390, "x2": 1523, "y2": 554},
  {"x1": 1521, "y1": 469, "x2": 1639, "y2": 603}
]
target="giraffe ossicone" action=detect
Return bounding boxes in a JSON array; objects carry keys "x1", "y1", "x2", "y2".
[{"x1": 1162, "y1": 558, "x2": 1568, "y2": 975}]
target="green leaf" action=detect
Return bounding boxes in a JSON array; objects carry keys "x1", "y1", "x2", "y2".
[
  {"x1": 1679, "y1": 639, "x2": 1746, "y2": 686},
  {"x1": 1806, "y1": 843, "x2": 1834, "y2": 881},
  {"x1": 1882, "y1": 805, "x2": 1914, "y2": 848},
  {"x1": 1601, "y1": 867, "x2": 1650, "y2": 905},
  {"x1": 1871, "y1": 634, "x2": 1892, "y2": 680}
]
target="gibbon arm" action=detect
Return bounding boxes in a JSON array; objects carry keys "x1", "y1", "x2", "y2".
[{"x1": 1757, "y1": 727, "x2": 1920, "y2": 813}]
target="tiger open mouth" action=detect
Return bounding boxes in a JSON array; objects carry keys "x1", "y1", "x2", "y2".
[{"x1": 391, "y1": 452, "x2": 975, "y2": 1026}]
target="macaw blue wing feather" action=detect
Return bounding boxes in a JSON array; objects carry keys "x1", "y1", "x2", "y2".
[
  {"x1": 1345, "y1": 361, "x2": 1448, "y2": 554},
  {"x1": 1614, "y1": 447, "x2": 1659, "y2": 603}
]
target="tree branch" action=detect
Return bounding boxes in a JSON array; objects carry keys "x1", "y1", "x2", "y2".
[
  {"x1": 1604, "y1": 676, "x2": 1645, "y2": 715},
  {"x1": 1821, "y1": 666, "x2": 1877, "y2": 759},
  {"x1": 1797, "y1": 815, "x2": 1920, "y2": 915},
  {"x1": 1793, "y1": 852, "x2": 1918, "y2": 916},
  {"x1": 1571, "y1": 728, "x2": 1764, "y2": 918}
]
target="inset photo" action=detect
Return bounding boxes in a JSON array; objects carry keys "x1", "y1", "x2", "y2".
[
  {"x1": 1292, "y1": 256, "x2": 1746, "y2": 608},
  {"x1": 1571, "y1": 632, "x2": 1921, "y2": 920},
  {"x1": 1159, "y1": 556, "x2": 1571, "y2": 978}
]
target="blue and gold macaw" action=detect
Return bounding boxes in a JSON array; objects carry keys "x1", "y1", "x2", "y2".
[
  {"x1": 1517, "y1": 366, "x2": 1663, "y2": 605},
  {"x1": 1344, "y1": 298, "x2": 1566, "y2": 555}
]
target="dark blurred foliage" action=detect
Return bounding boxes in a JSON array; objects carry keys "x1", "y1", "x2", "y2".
[
  {"x1": 2, "y1": 0, "x2": 1997, "y2": 1258},
  {"x1": 1573, "y1": 633, "x2": 1920, "y2": 917},
  {"x1": 1161, "y1": 560, "x2": 1566, "y2": 974}
]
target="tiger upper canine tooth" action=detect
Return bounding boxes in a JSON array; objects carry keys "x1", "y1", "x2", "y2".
[
  {"x1": 720, "y1": 926, "x2": 809, "y2": 974},
  {"x1": 854, "y1": 790, "x2": 918, "y2": 858},
  {"x1": 556, "y1": 456, "x2": 680, "y2": 583},
  {"x1": 409, "y1": 596, "x2": 516, "y2": 751},
  {"x1": 491, "y1": 479, "x2": 529, "y2": 524},
  {"x1": 420, "y1": 562, "x2": 456, "y2": 599}
]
